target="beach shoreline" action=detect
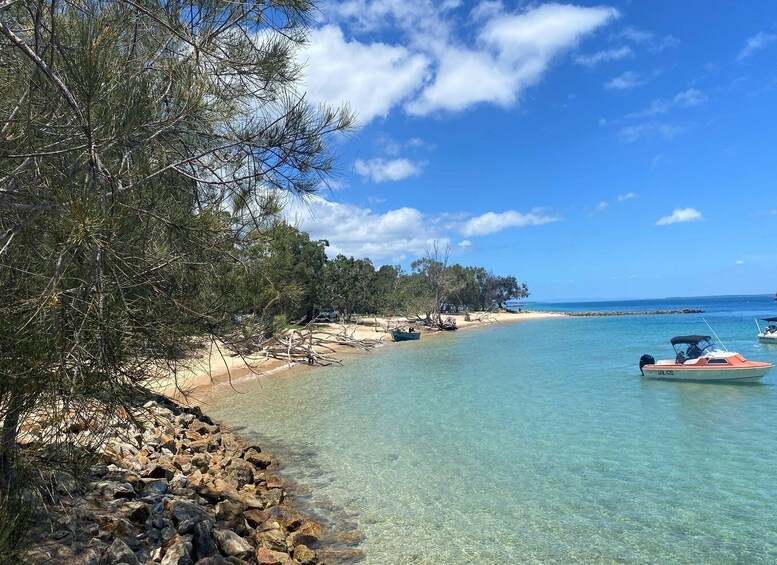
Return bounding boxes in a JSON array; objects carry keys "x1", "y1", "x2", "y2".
[{"x1": 157, "y1": 310, "x2": 566, "y2": 406}]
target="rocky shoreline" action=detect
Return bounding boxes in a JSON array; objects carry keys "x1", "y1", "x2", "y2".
[
  {"x1": 565, "y1": 308, "x2": 703, "y2": 317},
  {"x1": 26, "y1": 397, "x2": 362, "y2": 564}
]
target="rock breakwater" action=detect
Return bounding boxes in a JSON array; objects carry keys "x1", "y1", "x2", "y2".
[
  {"x1": 26, "y1": 397, "x2": 363, "y2": 564},
  {"x1": 565, "y1": 309, "x2": 703, "y2": 317}
]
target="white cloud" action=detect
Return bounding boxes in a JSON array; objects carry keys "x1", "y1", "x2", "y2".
[
  {"x1": 619, "y1": 123, "x2": 682, "y2": 142},
  {"x1": 282, "y1": 196, "x2": 557, "y2": 262},
  {"x1": 575, "y1": 46, "x2": 632, "y2": 67},
  {"x1": 300, "y1": 25, "x2": 429, "y2": 124},
  {"x1": 604, "y1": 70, "x2": 647, "y2": 90},
  {"x1": 632, "y1": 88, "x2": 707, "y2": 117},
  {"x1": 619, "y1": 26, "x2": 679, "y2": 52},
  {"x1": 589, "y1": 201, "x2": 609, "y2": 216},
  {"x1": 656, "y1": 207, "x2": 703, "y2": 225},
  {"x1": 285, "y1": 196, "x2": 443, "y2": 261},
  {"x1": 617, "y1": 192, "x2": 636, "y2": 201},
  {"x1": 737, "y1": 32, "x2": 777, "y2": 60},
  {"x1": 313, "y1": 2, "x2": 618, "y2": 120},
  {"x1": 735, "y1": 259, "x2": 745, "y2": 265},
  {"x1": 461, "y1": 208, "x2": 560, "y2": 236},
  {"x1": 353, "y1": 158, "x2": 425, "y2": 183}
]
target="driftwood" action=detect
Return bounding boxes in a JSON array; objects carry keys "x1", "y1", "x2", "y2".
[{"x1": 254, "y1": 324, "x2": 382, "y2": 367}]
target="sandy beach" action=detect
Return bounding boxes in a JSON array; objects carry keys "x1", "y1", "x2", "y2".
[{"x1": 156, "y1": 311, "x2": 565, "y2": 405}]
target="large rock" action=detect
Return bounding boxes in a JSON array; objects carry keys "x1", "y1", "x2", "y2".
[
  {"x1": 215, "y1": 500, "x2": 246, "y2": 528},
  {"x1": 169, "y1": 499, "x2": 214, "y2": 534},
  {"x1": 293, "y1": 544, "x2": 317, "y2": 565},
  {"x1": 161, "y1": 533, "x2": 193, "y2": 565},
  {"x1": 255, "y1": 529, "x2": 287, "y2": 553},
  {"x1": 223, "y1": 458, "x2": 254, "y2": 489},
  {"x1": 121, "y1": 500, "x2": 151, "y2": 524},
  {"x1": 256, "y1": 547, "x2": 294, "y2": 565},
  {"x1": 102, "y1": 539, "x2": 139, "y2": 565},
  {"x1": 243, "y1": 448, "x2": 273, "y2": 470},
  {"x1": 142, "y1": 464, "x2": 174, "y2": 481},
  {"x1": 98, "y1": 481, "x2": 136, "y2": 500},
  {"x1": 288, "y1": 520, "x2": 320, "y2": 549},
  {"x1": 192, "y1": 520, "x2": 218, "y2": 560},
  {"x1": 212, "y1": 528, "x2": 253, "y2": 558}
]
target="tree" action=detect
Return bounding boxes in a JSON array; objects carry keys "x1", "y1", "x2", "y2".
[
  {"x1": 0, "y1": 0, "x2": 353, "y2": 551},
  {"x1": 319, "y1": 255, "x2": 376, "y2": 319},
  {"x1": 233, "y1": 223, "x2": 328, "y2": 323}
]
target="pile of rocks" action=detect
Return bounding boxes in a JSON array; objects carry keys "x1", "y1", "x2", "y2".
[{"x1": 26, "y1": 398, "x2": 359, "y2": 564}]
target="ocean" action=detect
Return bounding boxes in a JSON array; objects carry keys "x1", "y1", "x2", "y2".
[{"x1": 206, "y1": 295, "x2": 777, "y2": 563}]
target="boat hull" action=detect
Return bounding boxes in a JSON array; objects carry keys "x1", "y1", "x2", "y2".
[
  {"x1": 642, "y1": 364, "x2": 773, "y2": 382},
  {"x1": 758, "y1": 334, "x2": 777, "y2": 344},
  {"x1": 391, "y1": 330, "x2": 420, "y2": 342}
]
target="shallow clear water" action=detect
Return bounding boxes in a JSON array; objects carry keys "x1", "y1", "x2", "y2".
[{"x1": 208, "y1": 295, "x2": 777, "y2": 564}]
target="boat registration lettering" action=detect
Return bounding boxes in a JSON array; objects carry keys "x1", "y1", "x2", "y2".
[{"x1": 657, "y1": 370, "x2": 674, "y2": 376}]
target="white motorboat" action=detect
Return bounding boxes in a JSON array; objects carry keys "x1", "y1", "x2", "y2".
[
  {"x1": 756, "y1": 317, "x2": 777, "y2": 344},
  {"x1": 639, "y1": 335, "x2": 773, "y2": 382}
]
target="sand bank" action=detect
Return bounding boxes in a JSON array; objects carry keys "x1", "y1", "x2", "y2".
[{"x1": 156, "y1": 311, "x2": 566, "y2": 405}]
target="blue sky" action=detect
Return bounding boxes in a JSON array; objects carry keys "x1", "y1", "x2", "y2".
[{"x1": 285, "y1": 0, "x2": 777, "y2": 300}]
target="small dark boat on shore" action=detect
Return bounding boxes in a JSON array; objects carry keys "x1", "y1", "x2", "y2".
[{"x1": 392, "y1": 328, "x2": 420, "y2": 341}]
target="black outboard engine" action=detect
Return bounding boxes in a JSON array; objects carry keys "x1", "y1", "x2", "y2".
[{"x1": 639, "y1": 354, "x2": 655, "y2": 375}]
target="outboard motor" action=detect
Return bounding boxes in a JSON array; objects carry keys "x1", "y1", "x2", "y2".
[{"x1": 639, "y1": 354, "x2": 655, "y2": 375}]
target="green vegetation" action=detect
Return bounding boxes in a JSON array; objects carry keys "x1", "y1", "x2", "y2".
[{"x1": 0, "y1": 0, "x2": 527, "y2": 558}]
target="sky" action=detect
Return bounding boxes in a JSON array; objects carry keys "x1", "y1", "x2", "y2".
[{"x1": 284, "y1": 0, "x2": 777, "y2": 301}]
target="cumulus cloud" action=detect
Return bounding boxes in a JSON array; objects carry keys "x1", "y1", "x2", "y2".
[
  {"x1": 575, "y1": 46, "x2": 632, "y2": 67},
  {"x1": 617, "y1": 192, "x2": 636, "y2": 201},
  {"x1": 460, "y1": 208, "x2": 560, "y2": 236},
  {"x1": 300, "y1": 25, "x2": 429, "y2": 124},
  {"x1": 656, "y1": 207, "x2": 703, "y2": 225},
  {"x1": 604, "y1": 70, "x2": 647, "y2": 90},
  {"x1": 284, "y1": 196, "x2": 443, "y2": 261},
  {"x1": 353, "y1": 158, "x2": 425, "y2": 183},
  {"x1": 737, "y1": 32, "x2": 777, "y2": 60},
  {"x1": 308, "y1": 2, "x2": 618, "y2": 122},
  {"x1": 282, "y1": 196, "x2": 558, "y2": 262}
]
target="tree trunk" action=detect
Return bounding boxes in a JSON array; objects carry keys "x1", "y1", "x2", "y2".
[{"x1": 0, "y1": 392, "x2": 21, "y2": 494}]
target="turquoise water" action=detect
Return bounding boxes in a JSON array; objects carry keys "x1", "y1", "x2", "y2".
[{"x1": 208, "y1": 295, "x2": 777, "y2": 563}]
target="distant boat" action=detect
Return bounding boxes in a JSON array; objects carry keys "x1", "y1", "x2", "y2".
[
  {"x1": 391, "y1": 328, "x2": 420, "y2": 342},
  {"x1": 639, "y1": 335, "x2": 773, "y2": 382},
  {"x1": 757, "y1": 317, "x2": 777, "y2": 344}
]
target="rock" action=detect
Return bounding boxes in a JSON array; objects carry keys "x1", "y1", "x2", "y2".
[
  {"x1": 256, "y1": 547, "x2": 293, "y2": 565},
  {"x1": 212, "y1": 528, "x2": 252, "y2": 557},
  {"x1": 189, "y1": 439, "x2": 210, "y2": 453},
  {"x1": 288, "y1": 520, "x2": 320, "y2": 549},
  {"x1": 224, "y1": 458, "x2": 254, "y2": 489},
  {"x1": 192, "y1": 521, "x2": 218, "y2": 560},
  {"x1": 98, "y1": 481, "x2": 136, "y2": 500},
  {"x1": 102, "y1": 539, "x2": 139, "y2": 565},
  {"x1": 143, "y1": 478, "x2": 169, "y2": 496},
  {"x1": 264, "y1": 488, "x2": 284, "y2": 507},
  {"x1": 244, "y1": 506, "x2": 284, "y2": 528},
  {"x1": 143, "y1": 464, "x2": 174, "y2": 481},
  {"x1": 189, "y1": 419, "x2": 217, "y2": 435},
  {"x1": 255, "y1": 529, "x2": 286, "y2": 553},
  {"x1": 191, "y1": 453, "x2": 210, "y2": 472},
  {"x1": 215, "y1": 500, "x2": 246, "y2": 527},
  {"x1": 293, "y1": 544, "x2": 317, "y2": 565},
  {"x1": 160, "y1": 533, "x2": 194, "y2": 565},
  {"x1": 194, "y1": 556, "x2": 232, "y2": 565},
  {"x1": 243, "y1": 448, "x2": 273, "y2": 470},
  {"x1": 169, "y1": 499, "x2": 214, "y2": 535},
  {"x1": 121, "y1": 500, "x2": 151, "y2": 524}
]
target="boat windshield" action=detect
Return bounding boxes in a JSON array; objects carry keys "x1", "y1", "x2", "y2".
[{"x1": 672, "y1": 338, "x2": 715, "y2": 359}]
